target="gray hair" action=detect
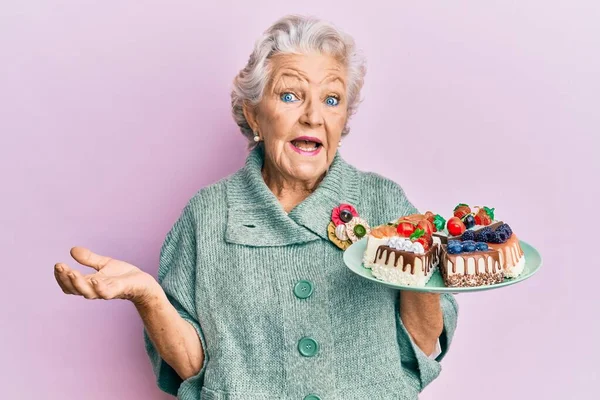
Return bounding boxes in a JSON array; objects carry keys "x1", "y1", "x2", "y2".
[{"x1": 231, "y1": 15, "x2": 367, "y2": 146}]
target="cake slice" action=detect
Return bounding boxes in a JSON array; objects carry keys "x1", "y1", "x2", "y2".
[
  {"x1": 370, "y1": 237, "x2": 440, "y2": 287},
  {"x1": 440, "y1": 240, "x2": 504, "y2": 287}
]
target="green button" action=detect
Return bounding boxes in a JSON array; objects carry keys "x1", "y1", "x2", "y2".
[
  {"x1": 304, "y1": 395, "x2": 321, "y2": 400},
  {"x1": 298, "y1": 337, "x2": 319, "y2": 357},
  {"x1": 294, "y1": 280, "x2": 313, "y2": 299}
]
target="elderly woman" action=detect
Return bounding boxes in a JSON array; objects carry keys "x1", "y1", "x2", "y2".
[{"x1": 53, "y1": 15, "x2": 457, "y2": 400}]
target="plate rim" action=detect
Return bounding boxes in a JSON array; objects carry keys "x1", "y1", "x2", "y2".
[{"x1": 343, "y1": 237, "x2": 543, "y2": 293}]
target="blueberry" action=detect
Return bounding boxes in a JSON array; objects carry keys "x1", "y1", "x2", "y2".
[
  {"x1": 462, "y1": 230, "x2": 475, "y2": 241},
  {"x1": 447, "y1": 244, "x2": 462, "y2": 254},
  {"x1": 463, "y1": 242, "x2": 477, "y2": 252},
  {"x1": 462, "y1": 214, "x2": 476, "y2": 229},
  {"x1": 448, "y1": 240, "x2": 461, "y2": 247},
  {"x1": 476, "y1": 242, "x2": 489, "y2": 251}
]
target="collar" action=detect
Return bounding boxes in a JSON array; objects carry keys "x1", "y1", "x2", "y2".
[{"x1": 225, "y1": 145, "x2": 360, "y2": 247}]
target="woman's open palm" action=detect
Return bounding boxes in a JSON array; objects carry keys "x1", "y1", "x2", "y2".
[{"x1": 54, "y1": 247, "x2": 155, "y2": 302}]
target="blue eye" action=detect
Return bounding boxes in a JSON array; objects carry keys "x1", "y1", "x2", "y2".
[
  {"x1": 326, "y1": 96, "x2": 339, "y2": 106},
  {"x1": 281, "y1": 92, "x2": 298, "y2": 103}
]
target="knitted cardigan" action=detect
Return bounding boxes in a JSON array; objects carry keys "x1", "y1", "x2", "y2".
[{"x1": 144, "y1": 146, "x2": 458, "y2": 400}]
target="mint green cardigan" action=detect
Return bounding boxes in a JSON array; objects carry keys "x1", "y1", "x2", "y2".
[{"x1": 144, "y1": 146, "x2": 458, "y2": 400}]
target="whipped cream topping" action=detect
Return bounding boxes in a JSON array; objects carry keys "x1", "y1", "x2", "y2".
[{"x1": 387, "y1": 237, "x2": 425, "y2": 254}]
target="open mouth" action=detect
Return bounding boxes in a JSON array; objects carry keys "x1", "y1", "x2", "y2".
[{"x1": 290, "y1": 136, "x2": 323, "y2": 155}]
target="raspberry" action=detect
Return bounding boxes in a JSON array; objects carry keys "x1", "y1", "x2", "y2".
[{"x1": 461, "y1": 230, "x2": 476, "y2": 241}]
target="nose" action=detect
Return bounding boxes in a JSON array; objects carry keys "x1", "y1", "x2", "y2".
[{"x1": 299, "y1": 92, "x2": 324, "y2": 128}]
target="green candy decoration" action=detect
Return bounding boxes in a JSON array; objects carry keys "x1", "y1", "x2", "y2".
[
  {"x1": 354, "y1": 224, "x2": 367, "y2": 238},
  {"x1": 409, "y1": 228, "x2": 425, "y2": 240},
  {"x1": 483, "y1": 206, "x2": 495, "y2": 220},
  {"x1": 433, "y1": 214, "x2": 446, "y2": 232}
]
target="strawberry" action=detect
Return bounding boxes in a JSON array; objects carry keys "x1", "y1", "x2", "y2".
[
  {"x1": 409, "y1": 228, "x2": 432, "y2": 251},
  {"x1": 453, "y1": 203, "x2": 471, "y2": 219},
  {"x1": 417, "y1": 219, "x2": 434, "y2": 236},
  {"x1": 416, "y1": 236, "x2": 431, "y2": 251},
  {"x1": 447, "y1": 217, "x2": 466, "y2": 236},
  {"x1": 424, "y1": 211, "x2": 435, "y2": 224},
  {"x1": 474, "y1": 206, "x2": 495, "y2": 226},
  {"x1": 396, "y1": 221, "x2": 416, "y2": 237}
]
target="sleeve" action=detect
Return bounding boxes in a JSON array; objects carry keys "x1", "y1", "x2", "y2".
[
  {"x1": 143, "y1": 202, "x2": 209, "y2": 396},
  {"x1": 372, "y1": 175, "x2": 459, "y2": 391},
  {"x1": 396, "y1": 293, "x2": 459, "y2": 391}
]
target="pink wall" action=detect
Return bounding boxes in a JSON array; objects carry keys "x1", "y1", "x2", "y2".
[{"x1": 2, "y1": 1, "x2": 598, "y2": 399}]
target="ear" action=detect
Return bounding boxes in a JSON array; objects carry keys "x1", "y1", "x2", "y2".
[{"x1": 242, "y1": 101, "x2": 259, "y2": 133}]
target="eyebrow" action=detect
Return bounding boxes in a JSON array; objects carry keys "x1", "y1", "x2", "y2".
[{"x1": 273, "y1": 71, "x2": 346, "y2": 87}]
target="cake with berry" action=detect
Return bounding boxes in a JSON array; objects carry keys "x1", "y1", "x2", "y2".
[
  {"x1": 440, "y1": 240, "x2": 504, "y2": 287},
  {"x1": 365, "y1": 213, "x2": 442, "y2": 286},
  {"x1": 435, "y1": 202, "x2": 525, "y2": 286}
]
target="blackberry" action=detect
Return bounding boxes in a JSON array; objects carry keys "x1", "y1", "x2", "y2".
[
  {"x1": 488, "y1": 231, "x2": 501, "y2": 243},
  {"x1": 496, "y1": 223, "x2": 513, "y2": 237},
  {"x1": 496, "y1": 230, "x2": 508, "y2": 243},
  {"x1": 476, "y1": 227, "x2": 493, "y2": 242},
  {"x1": 479, "y1": 227, "x2": 493, "y2": 235},
  {"x1": 462, "y1": 230, "x2": 476, "y2": 241}
]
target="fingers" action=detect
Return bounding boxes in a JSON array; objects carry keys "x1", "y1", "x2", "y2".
[
  {"x1": 67, "y1": 270, "x2": 99, "y2": 299},
  {"x1": 91, "y1": 276, "x2": 121, "y2": 300},
  {"x1": 54, "y1": 263, "x2": 77, "y2": 295},
  {"x1": 70, "y1": 247, "x2": 112, "y2": 271}
]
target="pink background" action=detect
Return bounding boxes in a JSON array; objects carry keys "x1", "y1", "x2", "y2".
[{"x1": 2, "y1": 1, "x2": 598, "y2": 399}]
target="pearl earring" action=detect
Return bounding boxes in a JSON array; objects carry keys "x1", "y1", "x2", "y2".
[
  {"x1": 253, "y1": 131, "x2": 261, "y2": 142},
  {"x1": 338, "y1": 140, "x2": 342, "y2": 148}
]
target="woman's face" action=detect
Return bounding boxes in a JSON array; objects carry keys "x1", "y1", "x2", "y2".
[{"x1": 245, "y1": 52, "x2": 348, "y2": 184}]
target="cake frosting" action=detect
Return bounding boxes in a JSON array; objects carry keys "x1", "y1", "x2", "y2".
[{"x1": 488, "y1": 233, "x2": 525, "y2": 278}]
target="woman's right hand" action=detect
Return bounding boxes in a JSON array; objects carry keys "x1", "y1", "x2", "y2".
[{"x1": 54, "y1": 247, "x2": 159, "y2": 305}]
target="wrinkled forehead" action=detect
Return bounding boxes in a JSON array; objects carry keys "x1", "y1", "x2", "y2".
[{"x1": 267, "y1": 53, "x2": 347, "y2": 90}]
